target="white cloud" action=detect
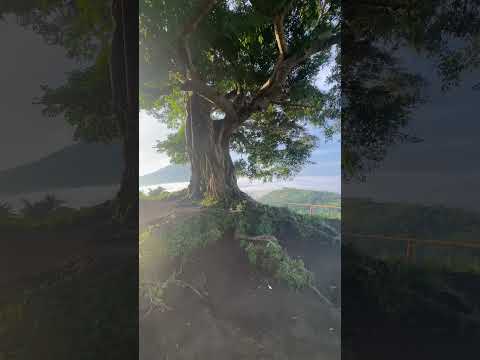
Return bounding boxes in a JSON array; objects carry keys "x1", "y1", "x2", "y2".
[{"x1": 139, "y1": 111, "x2": 172, "y2": 175}]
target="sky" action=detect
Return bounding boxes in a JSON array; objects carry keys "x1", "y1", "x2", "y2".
[{"x1": 0, "y1": 17, "x2": 77, "y2": 171}]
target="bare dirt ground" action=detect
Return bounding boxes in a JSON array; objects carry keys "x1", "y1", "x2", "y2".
[
  {"x1": 140, "y1": 200, "x2": 341, "y2": 360},
  {"x1": 140, "y1": 199, "x2": 202, "y2": 231}
]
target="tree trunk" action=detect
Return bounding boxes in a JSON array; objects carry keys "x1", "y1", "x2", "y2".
[
  {"x1": 115, "y1": 109, "x2": 138, "y2": 222},
  {"x1": 110, "y1": 0, "x2": 138, "y2": 223},
  {"x1": 186, "y1": 93, "x2": 243, "y2": 205}
]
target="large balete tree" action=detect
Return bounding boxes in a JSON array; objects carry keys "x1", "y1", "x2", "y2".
[
  {"x1": 2, "y1": 0, "x2": 138, "y2": 222},
  {"x1": 140, "y1": 0, "x2": 341, "y2": 204}
]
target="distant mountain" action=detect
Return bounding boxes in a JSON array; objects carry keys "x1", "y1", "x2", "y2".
[
  {"x1": 259, "y1": 188, "x2": 340, "y2": 206},
  {"x1": 0, "y1": 142, "x2": 123, "y2": 195},
  {"x1": 139, "y1": 164, "x2": 190, "y2": 186}
]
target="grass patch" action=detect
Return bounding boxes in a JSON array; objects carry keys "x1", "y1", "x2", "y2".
[
  {"x1": 147, "y1": 208, "x2": 231, "y2": 259},
  {"x1": 139, "y1": 187, "x2": 170, "y2": 201}
]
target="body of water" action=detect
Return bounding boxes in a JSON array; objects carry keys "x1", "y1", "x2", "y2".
[{"x1": 2, "y1": 175, "x2": 340, "y2": 212}]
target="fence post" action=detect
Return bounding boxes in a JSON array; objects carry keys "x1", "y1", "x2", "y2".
[
  {"x1": 406, "y1": 239, "x2": 411, "y2": 262},
  {"x1": 309, "y1": 206, "x2": 313, "y2": 215}
]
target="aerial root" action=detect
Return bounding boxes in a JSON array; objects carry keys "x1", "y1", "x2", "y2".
[
  {"x1": 237, "y1": 234, "x2": 278, "y2": 242},
  {"x1": 309, "y1": 284, "x2": 336, "y2": 308},
  {"x1": 237, "y1": 233, "x2": 339, "y2": 310},
  {"x1": 172, "y1": 279, "x2": 208, "y2": 301}
]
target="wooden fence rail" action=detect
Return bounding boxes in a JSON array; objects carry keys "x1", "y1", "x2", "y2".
[
  {"x1": 285, "y1": 203, "x2": 341, "y2": 215},
  {"x1": 270, "y1": 203, "x2": 479, "y2": 263},
  {"x1": 344, "y1": 232, "x2": 480, "y2": 263}
]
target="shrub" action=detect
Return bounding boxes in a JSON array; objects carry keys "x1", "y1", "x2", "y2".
[{"x1": 146, "y1": 209, "x2": 233, "y2": 259}]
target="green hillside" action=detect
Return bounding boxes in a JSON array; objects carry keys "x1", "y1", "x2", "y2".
[
  {"x1": 260, "y1": 188, "x2": 340, "y2": 205},
  {"x1": 259, "y1": 188, "x2": 341, "y2": 219}
]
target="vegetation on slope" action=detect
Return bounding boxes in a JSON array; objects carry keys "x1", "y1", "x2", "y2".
[
  {"x1": 259, "y1": 188, "x2": 341, "y2": 219},
  {"x1": 139, "y1": 199, "x2": 340, "y2": 317},
  {"x1": 260, "y1": 188, "x2": 340, "y2": 206},
  {"x1": 0, "y1": 195, "x2": 113, "y2": 231}
]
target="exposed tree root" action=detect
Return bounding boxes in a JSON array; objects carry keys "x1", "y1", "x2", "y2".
[
  {"x1": 237, "y1": 234, "x2": 278, "y2": 243},
  {"x1": 236, "y1": 233, "x2": 338, "y2": 311},
  {"x1": 140, "y1": 260, "x2": 211, "y2": 320},
  {"x1": 309, "y1": 284, "x2": 336, "y2": 308}
]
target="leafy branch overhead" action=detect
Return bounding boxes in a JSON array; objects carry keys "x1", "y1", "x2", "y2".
[{"x1": 2, "y1": 0, "x2": 117, "y2": 143}]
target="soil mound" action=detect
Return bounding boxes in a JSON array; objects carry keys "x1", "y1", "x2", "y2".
[{"x1": 140, "y1": 206, "x2": 341, "y2": 360}]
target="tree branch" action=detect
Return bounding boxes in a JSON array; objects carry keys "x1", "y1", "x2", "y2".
[
  {"x1": 182, "y1": 79, "x2": 238, "y2": 122},
  {"x1": 244, "y1": 10, "x2": 339, "y2": 120},
  {"x1": 259, "y1": 7, "x2": 290, "y2": 93},
  {"x1": 180, "y1": 0, "x2": 218, "y2": 39},
  {"x1": 177, "y1": 0, "x2": 218, "y2": 76},
  {"x1": 176, "y1": 0, "x2": 240, "y2": 127},
  {"x1": 285, "y1": 30, "x2": 339, "y2": 68},
  {"x1": 274, "y1": 11, "x2": 288, "y2": 60}
]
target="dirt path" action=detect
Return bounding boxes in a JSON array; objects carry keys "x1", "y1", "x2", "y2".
[{"x1": 140, "y1": 199, "x2": 202, "y2": 231}]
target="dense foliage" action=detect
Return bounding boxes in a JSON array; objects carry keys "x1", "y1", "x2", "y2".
[
  {"x1": 1, "y1": 0, "x2": 116, "y2": 143},
  {"x1": 140, "y1": 0, "x2": 341, "y2": 184}
]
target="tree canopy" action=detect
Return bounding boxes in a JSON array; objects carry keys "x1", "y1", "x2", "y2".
[{"x1": 140, "y1": 0, "x2": 341, "y2": 183}]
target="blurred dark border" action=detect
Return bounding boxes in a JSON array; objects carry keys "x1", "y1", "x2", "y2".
[
  {"x1": 0, "y1": 1, "x2": 139, "y2": 358},
  {"x1": 342, "y1": 0, "x2": 480, "y2": 358}
]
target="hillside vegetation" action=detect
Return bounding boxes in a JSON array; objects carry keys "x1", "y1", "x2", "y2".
[{"x1": 259, "y1": 188, "x2": 341, "y2": 219}]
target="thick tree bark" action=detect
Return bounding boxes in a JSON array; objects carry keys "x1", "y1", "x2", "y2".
[
  {"x1": 115, "y1": 109, "x2": 138, "y2": 222},
  {"x1": 110, "y1": 0, "x2": 138, "y2": 222},
  {"x1": 186, "y1": 93, "x2": 243, "y2": 204}
]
